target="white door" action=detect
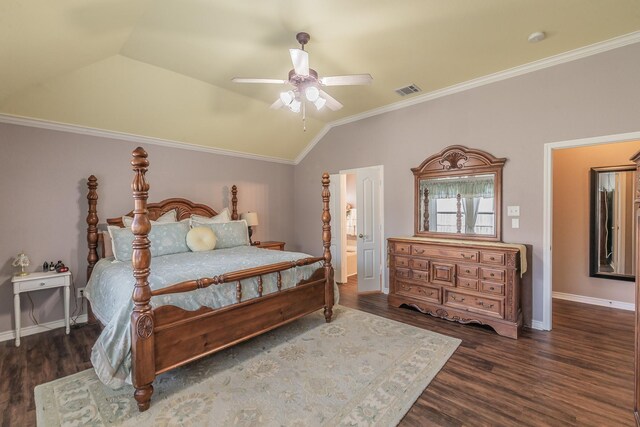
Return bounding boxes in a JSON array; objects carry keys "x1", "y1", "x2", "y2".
[
  {"x1": 329, "y1": 174, "x2": 347, "y2": 283},
  {"x1": 356, "y1": 166, "x2": 382, "y2": 293}
]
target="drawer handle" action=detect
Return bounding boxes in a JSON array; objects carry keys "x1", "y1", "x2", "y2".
[
  {"x1": 490, "y1": 256, "x2": 495, "y2": 261},
  {"x1": 465, "y1": 269, "x2": 470, "y2": 273},
  {"x1": 462, "y1": 254, "x2": 474, "y2": 259},
  {"x1": 419, "y1": 289, "x2": 434, "y2": 296},
  {"x1": 401, "y1": 284, "x2": 412, "y2": 291},
  {"x1": 451, "y1": 295, "x2": 465, "y2": 302},
  {"x1": 489, "y1": 287, "x2": 495, "y2": 291},
  {"x1": 490, "y1": 273, "x2": 495, "y2": 277},
  {"x1": 415, "y1": 249, "x2": 425, "y2": 254},
  {"x1": 477, "y1": 301, "x2": 495, "y2": 309}
]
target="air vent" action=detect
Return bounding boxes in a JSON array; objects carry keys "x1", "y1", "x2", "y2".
[{"x1": 395, "y1": 84, "x2": 422, "y2": 96}]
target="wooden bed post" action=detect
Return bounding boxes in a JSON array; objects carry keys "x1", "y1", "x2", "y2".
[
  {"x1": 130, "y1": 147, "x2": 155, "y2": 412},
  {"x1": 87, "y1": 175, "x2": 99, "y2": 280},
  {"x1": 231, "y1": 184, "x2": 238, "y2": 220},
  {"x1": 322, "y1": 172, "x2": 334, "y2": 323}
]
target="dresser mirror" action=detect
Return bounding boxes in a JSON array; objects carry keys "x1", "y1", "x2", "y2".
[
  {"x1": 413, "y1": 145, "x2": 506, "y2": 241},
  {"x1": 589, "y1": 165, "x2": 636, "y2": 281}
]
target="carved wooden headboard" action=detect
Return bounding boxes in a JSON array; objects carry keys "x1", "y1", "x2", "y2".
[{"x1": 86, "y1": 175, "x2": 239, "y2": 279}]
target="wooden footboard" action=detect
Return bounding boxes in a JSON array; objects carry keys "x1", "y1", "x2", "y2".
[{"x1": 88, "y1": 147, "x2": 333, "y2": 412}]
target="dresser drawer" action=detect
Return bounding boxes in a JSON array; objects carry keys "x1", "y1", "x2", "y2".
[
  {"x1": 410, "y1": 258, "x2": 429, "y2": 271},
  {"x1": 394, "y1": 243, "x2": 411, "y2": 255},
  {"x1": 397, "y1": 281, "x2": 440, "y2": 303},
  {"x1": 411, "y1": 269, "x2": 429, "y2": 282},
  {"x1": 395, "y1": 256, "x2": 410, "y2": 268},
  {"x1": 481, "y1": 281, "x2": 505, "y2": 296},
  {"x1": 18, "y1": 275, "x2": 68, "y2": 292},
  {"x1": 444, "y1": 290, "x2": 504, "y2": 319},
  {"x1": 457, "y1": 277, "x2": 479, "y2": 291},
  {"x1": 457, "y1": 265, "x2": 479, "y2": 278},
  {"x1": 480, "y1": 251, "x2": 506, "y2": 266},
  {"x1": 430, "y1": 262, "x2": 456, "y2": 286},
  {"x1": 395, "y1": 268, "x2": 411, "y2": 280},
  {"x1": 412, "y1": 244, "x2": 479, "y2": 263},
  {"x1": 480, "y1": 267, "x2": 506, "y2": 283}
]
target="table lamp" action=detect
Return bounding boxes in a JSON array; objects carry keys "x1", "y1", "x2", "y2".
[
  {"x1": 241, "y1": 212, "x2": 259, "y2": 245},
  {"x1": 12, "y1": 251, "x2": 30, "y2": 276}
]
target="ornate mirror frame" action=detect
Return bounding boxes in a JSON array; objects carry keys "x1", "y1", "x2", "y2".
[{"x1": 412, "y1": 145, "x2": 507, "y2": 242}]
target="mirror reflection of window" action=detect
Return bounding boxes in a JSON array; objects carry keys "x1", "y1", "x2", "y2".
[{"x1": 421, "y1": 174, "x2": 495, "y2": 235}]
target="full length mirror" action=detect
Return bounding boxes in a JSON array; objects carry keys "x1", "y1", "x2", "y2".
[
  {"x1": 590, "y1": 165, "x2": 636, "y2": 281},
  {"x1": 413, "y1": 146, "x2": 506, "y2": 242}
]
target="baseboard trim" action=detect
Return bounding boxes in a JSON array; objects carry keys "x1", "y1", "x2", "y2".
[
  {"x1": 552, "y1": 292, "x2": 635, "y2": 311},
  {"x1": 0, "y1": 314, "x2": 88, "y2": 343},
  {"x1": 529, "y1": 320, "x2": 546, "y2": 331}
]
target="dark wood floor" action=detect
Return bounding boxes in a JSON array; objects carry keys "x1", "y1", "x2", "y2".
[{"x1": 0, "y1": 279, "x2": 635, "y2": 426}]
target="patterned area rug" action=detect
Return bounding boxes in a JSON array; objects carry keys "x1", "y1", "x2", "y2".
[{"x1": 35, "y1": 306, "x2": 460, "y2": 426}]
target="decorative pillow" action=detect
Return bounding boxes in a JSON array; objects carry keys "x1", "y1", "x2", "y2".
[
  {"x1": 108, "y1": 222, "x2": 190, "y2": 261},
  {"x1": 202, "y1": 220, "x2": 249, "y2": 249},
  {"x1": 186, "y1": 227, "x2": 217, "y2": 251},
  {"x1": 122, "y1": 209, "x2": 177, "y2": 228},
  {"x1": 191, "y1": 207, "x2": 231, "y2": 226},
  {"x1": 101, "y1": 231, "x2": 114, "y2": 258}
]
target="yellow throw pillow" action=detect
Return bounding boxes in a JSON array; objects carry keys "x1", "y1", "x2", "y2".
[{"x1": 186, "y1": 226, "x2": 217, "y2": 251}]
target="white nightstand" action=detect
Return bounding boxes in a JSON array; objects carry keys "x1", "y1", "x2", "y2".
[{"x1": 11, "y1": 270, "x2": 71, "y2": 347}]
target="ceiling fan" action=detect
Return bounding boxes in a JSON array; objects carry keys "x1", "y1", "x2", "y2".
[{"x1": 232, "y1": 32, "x2": 372, "y2": 122}]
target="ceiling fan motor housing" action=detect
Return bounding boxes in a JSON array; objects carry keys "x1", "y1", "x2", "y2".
[{"x1": 288, "y1": 68, "x2": 318, "y2": 85}]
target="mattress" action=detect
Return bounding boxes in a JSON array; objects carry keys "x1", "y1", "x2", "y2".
[{"x1": 86, "y1": 246, "x2": 325, "y2": 389}]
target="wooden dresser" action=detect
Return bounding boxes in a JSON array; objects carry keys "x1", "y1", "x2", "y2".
[{"x1": 388, "y1": 237, "x2": 523, "y2": 338}]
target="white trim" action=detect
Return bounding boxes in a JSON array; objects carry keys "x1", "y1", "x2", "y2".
[
  {"x1": 541, "y1": 131, "x2": 640, "y2": 331},
  {"x1": 530, "y1": 320, "x2": 546, "y2": 331},
  {"x1": 0, "y1": 114, "x2": 296, "y2": 165},
  {"x1": 296, "y1": 31, "x2": 640, "y2": 164},
  {"x1": 0, "y1": 314, "x2": 88, "y2": 343},
  {"x1": 553, "y1": 292, "x2": 635, "y2": 311}
]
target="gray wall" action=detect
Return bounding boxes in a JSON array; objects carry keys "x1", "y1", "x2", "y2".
[
  {"x1": 294, "y1": 43, "x2": 640, "y2": 326},
  {"x1": 0, "y1": 123, "x2": 294, "y2": 335}
]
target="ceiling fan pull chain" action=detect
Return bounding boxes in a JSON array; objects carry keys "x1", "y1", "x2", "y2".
[{"x1": 302, "y1": 101, "x2": 306, "y2": 132}]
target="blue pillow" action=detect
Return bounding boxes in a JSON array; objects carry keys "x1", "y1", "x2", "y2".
[
  {"x1": 203, "y1": 220, "x2": 250, "y2": 249},
  {"x1": 108, "y1": 222, "x2": 190, "y2": 261}
]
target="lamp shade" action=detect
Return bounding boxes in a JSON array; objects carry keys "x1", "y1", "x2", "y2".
[{"x1": 241, "y1": 212, "x2": 259, "y2": 227}]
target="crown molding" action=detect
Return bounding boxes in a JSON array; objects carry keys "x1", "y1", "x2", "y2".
[
  {"x1": 0, "y1": 114, "x2": 296, "y2": 165},
  {"x1": 294, "y1": 30, "x2": 640, "y2": 164}
]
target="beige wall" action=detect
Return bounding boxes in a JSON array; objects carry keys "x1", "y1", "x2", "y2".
[
  {"x1": 553, "y1": 141, "x2": 639, "y2": 303},
  {"x1": 0, "y1": 123, "x2": 294, "y2": 335},
  {"x1": 293, "y1": 42, "x2": 640, "y2": 326}
]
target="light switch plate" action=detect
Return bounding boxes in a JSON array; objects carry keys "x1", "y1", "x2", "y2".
[
  {"x1": 507, "y1": 206, "x2": 520, "y2": 217},
  {"x1": 511, "y1": 218, "x2": 520, "y2": 229}
]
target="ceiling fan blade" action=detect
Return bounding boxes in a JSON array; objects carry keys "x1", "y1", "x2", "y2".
[
  {"x1": 319, "y1": 90, "x2": 343, "y2": 111},
  {"x1": 270, "y1": 98, "x2": 284, "y2": 109},
  {"x1": 289, "y1": 49, "x2": 309, "y2": 76},
  {"x1": 232, "y1": 78, "x2": 287, "y2": 84},
  {"x1": 319, "y1": 74, "x2": 373, "y2": 86}
]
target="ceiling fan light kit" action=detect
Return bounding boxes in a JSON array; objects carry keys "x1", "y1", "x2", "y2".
[{"x1": 232, "y1": 32, "x2": 373, "y2": 130}]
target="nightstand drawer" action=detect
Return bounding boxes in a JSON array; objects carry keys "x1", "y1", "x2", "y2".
[{"x1": 18, "y1": 275, "x2": 68, "y2": 292}]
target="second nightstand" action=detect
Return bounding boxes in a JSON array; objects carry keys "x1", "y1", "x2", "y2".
[
  {"x1": 254, "y1": 241, "x2": 286, "y2": 251},
  {"x1": 11, "y1": 270, "x2": 71, "y2": 347}
]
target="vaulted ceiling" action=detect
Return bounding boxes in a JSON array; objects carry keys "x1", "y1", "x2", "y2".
[{"x1": 2, "y1": 1, "x2": 640, "y2": 161}]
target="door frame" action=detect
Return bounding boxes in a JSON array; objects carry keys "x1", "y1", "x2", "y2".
[
  {"x1": 340, "y1": 165, "x2": 386, "y2": 293},
  {"x1": 542, "y1": 130, "x2": 640, "y2": 331}
]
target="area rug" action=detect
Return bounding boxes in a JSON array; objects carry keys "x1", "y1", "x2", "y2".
[{"x1": 35, "y1": 306, "x2": 460, "y2": 426}]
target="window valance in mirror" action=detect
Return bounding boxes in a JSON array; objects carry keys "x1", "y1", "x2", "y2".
[{"x1": 413, "y1": 145, "x2": 506, "y2": 241}]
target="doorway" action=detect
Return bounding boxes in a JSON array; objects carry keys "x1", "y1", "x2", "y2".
[
  {"x1": 330, "y1": 165, "x2": 384, "y2": 294},
  {"x1": 542, "y1": 131, "x2": 640, "y2": 330}
]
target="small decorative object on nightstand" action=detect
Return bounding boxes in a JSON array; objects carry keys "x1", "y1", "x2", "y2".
[
  {"x1": 255, "y1": 241, "x2": 286, "y2": 251},
  {"x1": 12, "y1": 251, "x2": 30, "y2": 276},
  {"x1": 11, "y1": 270, "x2": 72, "y2": 347},
  {"x1": 241, "y1": 212, "x2": 259, "y2": 245}
]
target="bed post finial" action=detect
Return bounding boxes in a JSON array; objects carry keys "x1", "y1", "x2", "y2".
[
  {"x1": 321, "y1": 172, "x2": 334, "y2": 323},
  {"x1": 231, "y1": 185, "x2": 238, "y2": 220},
  {"x1": 130, "y1": 147, "x2": 155, "y2": 411},
  {"x1": 87, "y1": 175, "x2": 99, "y2": 281}
]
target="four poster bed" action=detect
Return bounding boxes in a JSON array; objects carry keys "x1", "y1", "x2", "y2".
[{"x1": 85, "y1": 147, "x2": 334, "y2": 412}]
